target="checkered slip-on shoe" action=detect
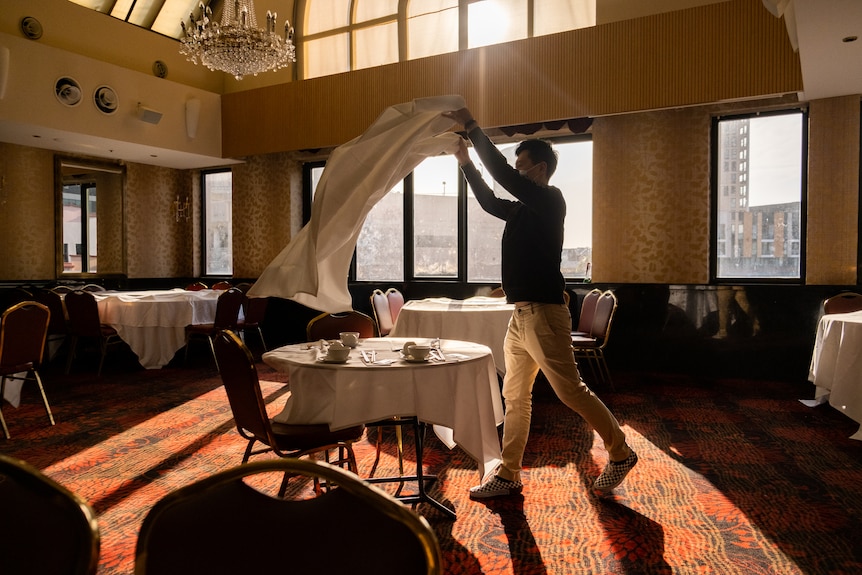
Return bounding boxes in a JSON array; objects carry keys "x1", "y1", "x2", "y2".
[
  {"x1": 593, "y1": 449, "x2": 638, "y2": 492},
  {"x1": 469, "y1": 475, "x2": 523, "y2": 500}
]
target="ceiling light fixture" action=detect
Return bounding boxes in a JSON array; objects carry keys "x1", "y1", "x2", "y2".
[{"x1": 179, "y1": 0, "x2": 296, "y2": 80}]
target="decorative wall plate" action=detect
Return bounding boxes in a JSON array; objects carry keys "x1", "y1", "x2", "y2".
[
  {"x1": 54, "y1": 77, "x2": 82, "y2": 107},
  {"x1": 94, "y1": 85, "x2": 119, "y2": 114}
]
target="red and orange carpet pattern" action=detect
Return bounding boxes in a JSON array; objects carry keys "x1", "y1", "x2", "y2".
[{"x1": 3, "y1": 360, "x2": 862, "y2": 574}]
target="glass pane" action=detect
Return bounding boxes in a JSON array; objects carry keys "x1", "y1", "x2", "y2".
[
  {"x1": 62, "y1": 184, "x2": 84, "y2": 274},
  {"x1": 534, "y1": 0, "x2": 595, "y2": 36},
  {"x1": 304, "y1": 34, "x2": 351, "y2": 78},
  {"x1": 356, "y1": 182, "x2": 405, "y2": 282},
  {"x1": 413, "y1": 156, "x2": 459, "y2": 277},
  {"x1": 204, "y1": 171, "x2": 233, "y2": 276},
  {"x1": 152, "y1": 0, "x2": 204, "y2": 38},
  {"x1": 87, "y1": 187, "x2": 98, "y2": 273},
  {"x1": 354, "y1": 22, "x2": 399, "y2": 70},
  {"x1": 715, "y1": 113, "x2": 803, "y2": 279},
  {"x1": 468, "y1": 0, "x2": 527, "y2": 49},
  {"x1": 466, "y1": 140, "x2": 593, "y2": 282},
  {"x1": 407, "y1": 5, "x2": 459, "y2": 60},
  {"x1": 305, "y1": 0, "x2": 350, "y2": 34},
  {"x1": 354, "y1": 0, "x2": 398, "y2": 23}
]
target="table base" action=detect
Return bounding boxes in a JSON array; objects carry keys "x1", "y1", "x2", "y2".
[{"x1": 364, "y1": 419, "x2": 456, "y2": 520}]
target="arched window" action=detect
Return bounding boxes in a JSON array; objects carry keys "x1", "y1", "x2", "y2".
[{"x1": 297, "y1": 0, "x2": 595, "y2": 79}]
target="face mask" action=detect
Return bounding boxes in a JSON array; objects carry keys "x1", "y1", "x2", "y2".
[{"x1": 519, "y1": 164, "x2": 536, "y2": 177}]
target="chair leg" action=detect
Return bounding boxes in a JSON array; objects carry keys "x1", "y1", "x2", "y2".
[
  {"x1": 256, "y1": 327, "x2": 267, "y2": 352},
  {"x1": 97, "y1": 338, "x2": 108, "y2": 378},
  {"x1": 207, "y1": 335, "x2": 219, "y2": 371},
  {"x1": 32, "y1": 369, "x2": 55, "y2": 426}
]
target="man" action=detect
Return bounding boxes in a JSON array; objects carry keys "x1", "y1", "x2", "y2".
[{"x1": 443, "y1": 108, "x2": 637, "y2": 499}]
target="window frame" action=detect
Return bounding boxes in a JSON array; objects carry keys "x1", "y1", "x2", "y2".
[
  {"x1": 709, "y1": 108, "x2": 808, "y2": 285},
  {"x1": 201, "y1": 167, "x2": 234, "y2": 279}
]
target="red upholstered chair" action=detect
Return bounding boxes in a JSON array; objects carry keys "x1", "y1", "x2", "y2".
[
  {"x1": 237, "y1": 296, "x2": 269, "y2": 352},
  {"x1": 211, "y1": 281, "x2": 233, "y2": 291},
  {"x1": 184, "y1": 288, "x2": 244, "y2": 370},
  {"x1": 572, "y1": 288, "x2": 602, "y2": 337},
  {"x1": 370, "y1": 289, "x2": 394, "y2": 336},
  {"x1": 0, "y1": 454, "x2": 101, "y2": 574},
  {"x1": 823, "y1": 292, "x2": 862, "y2": 315},
  {"x1": 572, "y1": 290, "x2": 618, "y2": 390},
  {"x1": 64, "y1": 291, "x2": 123, "y2": 377},
  {"x1": 0, "y1": 302, "x2": 54, "y2": 438},
  {"x1": 306, "y1": 310, "x2": 378, "y2": 341},
  {"x1": 212, "y1": 330, "x2": 363, "y2": 486},
  {"x1": 185, "y1": 282, "x2": 208, "y2": 291},
  {"x1": 32, "y1": 289, "x2": 68, "y2": 360}
]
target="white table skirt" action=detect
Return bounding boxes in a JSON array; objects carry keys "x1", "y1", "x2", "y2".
[
  {"x1": 390, "y1": 297, "x2": 514, "y2": 375},
  {"x1": 263, "y1": 337, "x2": 504, "y2": 481},
  {"x1": 807, "y1": 310, "x2": 862, "y2": 440},
  {"x1": 95, "y1": 289, "x2": 223, "y2": 369}
]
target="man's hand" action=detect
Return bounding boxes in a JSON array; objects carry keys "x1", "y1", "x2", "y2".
[{"x1": 443, "y1": 107, "x2": 474, "y2": 127}]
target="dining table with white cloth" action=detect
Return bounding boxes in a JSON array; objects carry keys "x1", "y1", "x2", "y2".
[
  {"x1": 262, "y1": 337, "x2": 504, "y2": 484},
  {"x1": 806, "y1": 310, "x2": 862, "y2": 440},
  {"x1": 93, "y1": 289, "x2": 224, "y2": 369},
  {"x1": 390, "y1": 297, "x2": 514, "y2": 375}
]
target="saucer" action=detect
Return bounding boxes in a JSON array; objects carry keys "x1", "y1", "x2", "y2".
[
  {"x1": 318, "y1": 357, "x2": 349, "y2": 364},
  {"x1": 401, "y1": 355, "x2": 430, "y2": 363}
]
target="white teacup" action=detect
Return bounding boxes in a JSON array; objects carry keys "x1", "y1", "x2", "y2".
[
  {"x1": 326, "y1": 342, "x2": 350, "y2": 362},
  {"x1": 406, "y1": 344, "x2": 431, "y2": 361},
  {"x1": 339, "y1": 331, "x2": 360, "y2": 348}
]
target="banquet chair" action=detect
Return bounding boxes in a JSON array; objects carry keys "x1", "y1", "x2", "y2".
[
  {"x1": 184, "y1": 281, "x2": 208, "y2": 291},
  {"x1": 823, "y1": 292, "x2": 862, "y2": 315},
  {"x1": 489, "y1": 286, "x2": 505, "y2": 298},
  {"x1": 370, "y1": 289, "x2": 394, "y2": 336},
  {"x1": 233, "y1": 281, "x2": 253, "y2": 293},
  {"x1": 184, "y1": 287, "x2": 244, "y2": 370},
  {"x1": 0, "y1": 302, "x2": 54, "y2": 439},
  {"x1": 50, "y1": 285, "x2": 75, "y2": 294},
  {"x1": 134, "y1": 458, "x2": 441, "y2": 575},
  {"x1": 572, "y1": 288, "x2": 602, "y2": 337},
  {"x1": 211, "y1": 280, "x2": 233, "y2": 290},
  {"x1": 306, "y1": 310, "x2": 379, "y2": 341},
  {"x1": 212, "y1": 331, "x2": 363, "y2": 489},
  {"x1": 237, "y1": 295, "x2": 268, "y2": 352},
  {"x1": 81, "y1": 284, "x2": 106, "y2": 292},
  {"x1": 386, "y1": 287, "x2": 405, "y2": 325},
  {"x1": 572, "y1": 290, "x2": 618, "y2": 390},
  {"x1": 64, "y1": 291, "x2": 123, "y2": 377},
  {"x1": 33, "y1": 288, "x2": 68, "y2": 360},
  {"x1": 0, "y1": 454, "x2": 100, "y2": 575},
  {"x1": 0, "y1": 287, "x2": 33, "y2": 314}
]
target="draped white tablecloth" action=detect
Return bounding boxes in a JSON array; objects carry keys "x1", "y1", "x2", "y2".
[
  {"x1": 94, "y1": 289, "x2": 223, "y2": 369},
  {"x1": 807, "y1": 310, "x2": 862, "y2": 440},
  {"x1": 390, "y1": 297, "x2": 514, "y2": 375},
  {"x1": 262, "y1": 337, "x2": 504, "y2": 481}
]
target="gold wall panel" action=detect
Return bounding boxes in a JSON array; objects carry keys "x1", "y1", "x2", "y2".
[{"x1": 223, "y1": 0, "x2": 801, "y2": 157}]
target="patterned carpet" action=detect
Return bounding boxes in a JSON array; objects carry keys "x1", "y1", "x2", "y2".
[{"x1": 3, "y1": 353, "x2": 862, "y2": 574}]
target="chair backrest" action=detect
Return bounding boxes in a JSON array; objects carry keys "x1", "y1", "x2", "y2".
[
  {"x1": 81, "y1": 284, "x2": 106, "y2": 292},
  {"x1": 307, "y1": 310, "x2": 379, "y2": 340},
  {"x1": 242, "y1": 296, "x2": 268, "y2": 325},
  {"x1": 489, "y1": 286, "x2": 505, "y2": 298},
  {"x1": 385, "y1": 288, "x2": 405, "y2": 323},
  {"x1": 134, "y1": 458, "x2": 441, "y2": 575},
  {"x1": 211, "y1": 281, "x2": 233, "y2": 291},
  {"x1": 823, "y1": 292, "x2": 862, "y2": 315},
  {"x1": 0, "y1": 454, "x2": 100, "y2": 575},
  {"x1": 34, "y1": 289, "x2": 68, "y2": 335},
  {"x1": 212, "y1": 288, "x2": 244, "y2": 330},
  {"x1": 185, "y1": 281, "x2": 208, "y2": 291},
  {"x1": 577, "y1": 289, "x2": 603, "y2": 333},
  {"x1": 213, "y1": 330, "x2": 275, "y2": 445},
  {"x1": 0, "y1": 301, "x2": 50, "y2": 370},
  {"x1": 370, "y1": 289, "x2": 393, "y2": 336},
  {"x1": 590, "y1": 290, "x2": 618, "y2": 341},
  {"x1": 234, "y1": 282, "x2": 254, "y2": 293},
  {"x1": 64, "y1": 291, "x2": 104, "y2": 338}
]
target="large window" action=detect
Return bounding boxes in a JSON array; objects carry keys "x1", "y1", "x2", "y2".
[
  {"x1": 203, "y1": 170, "x2": 233, "y2": 276},
  {"x1": 712, "y1": 111, "x2": 806, "y2": 281},
  {"x1": 299, "y1": 0, "x2": 595, "y2": 79},
  {"x1": 309, "y1": 137, "x2": 592, "y2": 284},
  {"x1": 61, "y1": 182, "x2": 98, "y2": 274}
]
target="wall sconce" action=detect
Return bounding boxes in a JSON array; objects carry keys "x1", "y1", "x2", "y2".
[{"x1": 174, "y1": 194, "x2": 190, "y2": 222}]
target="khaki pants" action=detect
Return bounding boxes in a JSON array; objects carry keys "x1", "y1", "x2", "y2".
[{"x1": 496, "y1": 302, "x2": 630, "y2": 482}]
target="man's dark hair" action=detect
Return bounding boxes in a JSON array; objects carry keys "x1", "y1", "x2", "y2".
[{"x1": 515, "y1": 139, "x2": 558, "y2": 178}]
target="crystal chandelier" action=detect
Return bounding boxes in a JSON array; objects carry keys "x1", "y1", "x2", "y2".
[{"x1": 180, "y1": 0, "x2": 296, "y2": 80}]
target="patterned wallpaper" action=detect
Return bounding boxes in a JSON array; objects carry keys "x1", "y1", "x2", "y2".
[{"x1": 593, "y1": 108, "x2": 712, "y2": 284}]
